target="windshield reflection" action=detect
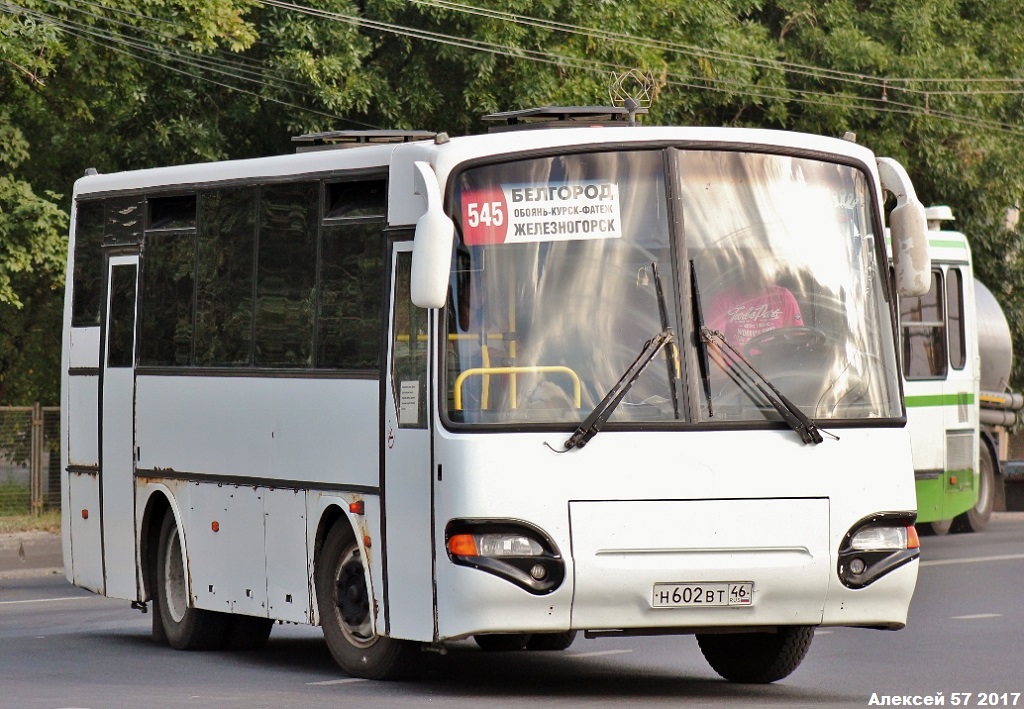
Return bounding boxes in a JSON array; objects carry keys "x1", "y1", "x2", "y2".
[
  {"x1": 682, "y1": 150, "x2": 900, "y2": 421},
  {"x1": 444, "y1": 148, "x2": 901, "y2": 428}
]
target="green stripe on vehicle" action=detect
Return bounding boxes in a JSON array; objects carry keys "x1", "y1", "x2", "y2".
[{"x1": 904, "y1": 392, "x2": 975, "y2": 408}]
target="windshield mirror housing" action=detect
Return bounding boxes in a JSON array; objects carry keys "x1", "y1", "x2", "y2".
[
  {"x1": 877, "y1": 157, "x2": 930, "y2": 297},
  {"x1": 411, "y1": 161, "x2": 455, "y2": 308}
]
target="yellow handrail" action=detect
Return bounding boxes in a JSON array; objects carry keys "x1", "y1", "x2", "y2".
[{"x1": 453, "y1": 366, "x2": 582, "y2": 411}]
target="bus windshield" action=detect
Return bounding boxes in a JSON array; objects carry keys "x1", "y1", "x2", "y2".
[{"x1": 445, "y1": 148, "x2": 901, "y2": 428}]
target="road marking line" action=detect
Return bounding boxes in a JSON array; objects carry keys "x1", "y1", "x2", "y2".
[
  {"x1": 569, "y1": 649, "x2": 634, "y2": 659},
  {"x1": 306, "y1": 678, "x2": 368, "y2": 686},
  {"x1": 951, "y1": 613, "x2": 1002, "y2": 620},
  {"x1": 0, "y1": 596, "x2": 92, "y2": 606},
  {"x1": 919, "y1": 553, "x2": 1024, "y2": 568}
]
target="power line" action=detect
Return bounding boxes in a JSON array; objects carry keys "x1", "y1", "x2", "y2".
[
  {"x1": 0, "y1": 0, "x2": 376, "y2": 127},
  {"x1": 258, "y1": 0, "x2": 1024, "y2": 136},
  {"x1": 4, "y1": 0, "x2": 1021, "y2": 135}
]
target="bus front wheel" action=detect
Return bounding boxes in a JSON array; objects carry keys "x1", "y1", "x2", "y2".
[
  {"x1": 316, "y1": 522, "x2": 417, "y2": 679},
  {"x1": 155, "y1": 513, "x2": 227, "y2": 650},
  {"x1": 696, "y1": 626, "x2": 813, "y2": 683}
]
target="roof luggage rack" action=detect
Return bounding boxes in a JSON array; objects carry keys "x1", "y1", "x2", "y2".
[
  {"x1": 292, "y1": 129, "x2": 437, "y2": 152},
  {"x1": 481, "y1": 105, "x2": 648, "y2": 132}
]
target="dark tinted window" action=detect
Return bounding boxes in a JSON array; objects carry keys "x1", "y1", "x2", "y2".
[
  {"x1": 105, "y1": 197, "x2": 144, "y2": 245},
  {"x1": 254, "y1": 182, "x2": 318, "y2": 367},
  {"x1": 318, "y1": 222, "x2": 384, "y2": 368},
  {"x1": 195, "y1": 187, "x2": 257, "y2": 366},
  {"x1": 139, "y1": 233, "x2": 194, "y2": 366},
  {"x1": 947, "y1": 268, "x2": 966, "y2": 370},
  {"x1": 106, "y1": 264, "x2": 137, "y2": 368},
  {"x1": 149, "y1": 195, "x2": 196, "y2": 231},
  {"x1": 72, "y1": 201, "x2": 105, "y2": 327},
  {"x1": 325, "y1": 180, "x2": 386, "y2": 219}
]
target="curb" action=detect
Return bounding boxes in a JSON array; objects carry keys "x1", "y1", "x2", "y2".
[{"x1": 0, "y1": 532, "x2": 63, "y2": 575}]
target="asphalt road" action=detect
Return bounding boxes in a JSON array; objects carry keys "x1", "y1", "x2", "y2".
[{"x1": 1, "y1": 514, "x2": 1022, "y2": 709}]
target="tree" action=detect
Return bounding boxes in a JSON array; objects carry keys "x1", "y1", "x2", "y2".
[{"x1": 3, "y1": 0, "x2": 1024, "y2": 396}]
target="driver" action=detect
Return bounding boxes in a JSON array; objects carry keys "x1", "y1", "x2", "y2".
[{"x1": 704, "y1": 268, "x2": 803, "y2": 350}]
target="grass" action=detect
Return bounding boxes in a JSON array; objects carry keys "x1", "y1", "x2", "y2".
[{"x1": 0, "y1": 508, "x2": 61, "y2": 534}]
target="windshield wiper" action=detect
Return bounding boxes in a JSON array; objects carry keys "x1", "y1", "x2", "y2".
[
  {"x1": 689, "y1": 261, "x2": 714, "y2": 418},
  {"x1": 564, "y1": 262, "x2": 679, "y2": 450},
  {"x1": 563, "y1": 330, "x2": 675, "y2": 450},
  {"x1": 701, "y1": 327, "x2": 827, "y2": 445},
  {"x1": 653, "y1": 262, "x2": 681, "y2": 420}
]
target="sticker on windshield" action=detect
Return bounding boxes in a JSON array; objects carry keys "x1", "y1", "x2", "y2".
[{"x1": 461, "y1": 181, "x2": 622, "y2": 245}]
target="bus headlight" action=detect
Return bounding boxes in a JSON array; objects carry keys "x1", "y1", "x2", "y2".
[
  {"x1": 446, "y1": 520, "x2": 565, "y2": 594},
  {"x1": 838, "y1": 513, "x2": 920, "y2": 589}
]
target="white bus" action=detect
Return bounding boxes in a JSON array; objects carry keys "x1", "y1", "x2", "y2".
[{"x1": 61, "y1": 107, "x2": 930, "y2": 683}]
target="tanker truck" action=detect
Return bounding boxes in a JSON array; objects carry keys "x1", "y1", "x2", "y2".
[{"x1": 896, "y1": 205, "x2": 1023, "y2": 535}]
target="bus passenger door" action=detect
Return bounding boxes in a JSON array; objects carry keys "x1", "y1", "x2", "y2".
[
  {"x1": 100, "y1": 254, "x2": 140, "y2": 600},
  {"x1": 382, "y1": 243, "x2": 434, "y2": 641}
]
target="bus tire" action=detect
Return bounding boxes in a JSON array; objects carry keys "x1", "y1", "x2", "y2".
[
  {"x1": 156, "y1": 513, "x2": 228, "y2": 650},
  {"x1": 474, "y1": 634, "x2": 530, "y2": 651},
  {"x1": 696, "y1": 626, "x2": 814, "y2": 683},
  {"x1": 316, "y1": 522, "x2": 416, "y2": 679},
  {"x1": 952, "y1": 443, "x2": 995, "y2": 533},
  {"x1": 224, "y1": 615, "x2": 274, "y2": 651},
  {"x1": 526, "y1": 630, "x2": 577, "y2": 651}
]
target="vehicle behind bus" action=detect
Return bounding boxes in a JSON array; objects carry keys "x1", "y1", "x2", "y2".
[{"x1": 895, "y1": 206, "x2": 1023, "y2": 535}]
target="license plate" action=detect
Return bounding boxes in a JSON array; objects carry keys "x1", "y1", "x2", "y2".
[{"x1": 652, "y1": 582, "x2": 754, "y2": 608}]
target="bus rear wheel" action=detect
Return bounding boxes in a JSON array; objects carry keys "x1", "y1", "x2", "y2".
[
  {"x1": 155, "y1": 513, "x2": 227, "y2": 650},
  {"x1": 316, "y1": 523, "x2": 417, "y2": 679},
  {"x1": 696, "y1": 626, "x2": 813, "y2": 683}
]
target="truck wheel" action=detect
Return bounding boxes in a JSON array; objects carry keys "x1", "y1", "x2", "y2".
[
  {"x1": 952, "y1": 444, "x2": 995, "y2": 533},
  {"x1": 696, "y1": 627, "x2": 813, "y2": 683},
  {"x1": 315, "y1": 522, "x2": 417, "y2": 679},
  {"x1": 155, "y1": 513, "x2": 227, "y2": 650}
]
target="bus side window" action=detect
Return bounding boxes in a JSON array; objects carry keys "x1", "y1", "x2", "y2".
[
  {"x1": 140, "y1": 195, "x2": 196, "y2": 367},
  {"x1": 946, "y1": 268, "x2": 966, "y2": 370},
  {"x1": 318, "y1": 180, "x2": 387, "y2": 370},
  {"x1": 392, "y1": 252, "x2": 428, "y2": 429},
  {"x1": 254, "y1": 182, "x2": 319, "y2": 368},
  {"x1": 900, "y1": 269, "x2": 947, "y2": 379},
  {"x1": 72, "y1": 201, "x2": 105, "y2": 328}
]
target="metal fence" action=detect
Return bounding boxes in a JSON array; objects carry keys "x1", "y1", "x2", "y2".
[{"x1": 0, "y1": 405, "x2": 61, "y2": 516}]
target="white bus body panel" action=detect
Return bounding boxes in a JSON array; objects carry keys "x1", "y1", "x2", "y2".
[
  {"x1": 264, "y1": 488, "x2": 311, "y2": 623},
  {"x1": 135, "y1": 376, "x2": 378, "y2": 486},
  {"x1": 66, "y1": 374, "x2": 99, "y2": 468},
  {"x1": 188, "y1": 483, "x2": 268, "y2": 616},
  {"x1": 568, "y1": 498, "x2": 830, "y2": 628},
  {"x1": 66, "y1": 471, "x2": 103, "y2": 593},
  {"x1": 434, "y1": 427, "x2": 917, "y2": 640},
  {"x1": 69, "y1": 327, "x2": 101, "y2": 369}
]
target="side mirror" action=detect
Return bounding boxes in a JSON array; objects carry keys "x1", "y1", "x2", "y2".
[
  {"x1": 410, "y1": 161, "x2": 455, "y2": 309},
  {"x1": 877, "y1": 157, "x2": 930, "y2": 297}
]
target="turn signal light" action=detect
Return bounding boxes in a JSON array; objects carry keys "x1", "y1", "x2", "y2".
[{"x1": 448, "y1": 534, "x2": 479, "y2": 557}]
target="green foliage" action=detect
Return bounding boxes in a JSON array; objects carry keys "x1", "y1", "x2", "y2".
[{"x1": 3, "y1": 0, "x2": 1024, "y2": 395}]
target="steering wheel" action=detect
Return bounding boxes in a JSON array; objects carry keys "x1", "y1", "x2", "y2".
[{"x1": 742, "y1": 326, "x2": 828, "y2": 359}]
